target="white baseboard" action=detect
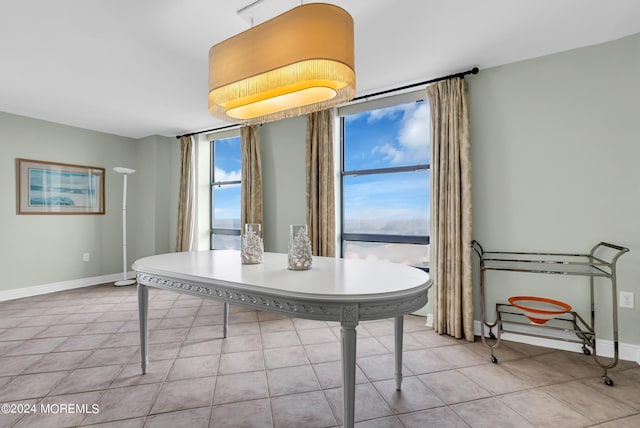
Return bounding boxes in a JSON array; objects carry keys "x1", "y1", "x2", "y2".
[
  {"x1": 425, "y1": 314, "x2": 639, "y2": 365},
  {"x1": 473, "y1": 319, "x2": 640, "y2": 365},
  {"x1": 425, "y1": 313, "x2": 433, "y2": 328},
  {"x1": 0, "y1": 272, "x2": 136, "y2": 302}
]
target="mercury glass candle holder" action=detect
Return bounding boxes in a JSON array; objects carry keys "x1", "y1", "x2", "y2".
[
  {"x1": 241, "y1": 223, "x2": 263, "y2": 264},
  {"x1": 288, "y1": 224, "x2": 312, "y2": 270}
]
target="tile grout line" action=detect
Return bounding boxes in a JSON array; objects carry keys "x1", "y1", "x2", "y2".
[
  {"x1": 256, "y1": 309, "x2": 276, "y2": 428},
  {"x1": 295, "y1": 317, "x2": 341, "y2": 427},
  {"x1": 2, "y1": 285, "x2": 640, "y2": 427}
]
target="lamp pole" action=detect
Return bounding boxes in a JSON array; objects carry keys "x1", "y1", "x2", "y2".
[{"x1": 113, "y1": 167, "x2": 136, "y2": 286}]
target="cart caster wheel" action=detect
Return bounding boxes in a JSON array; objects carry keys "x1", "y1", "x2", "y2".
[
  {"x1": 582, "y1": 346, "x2": 591, "y2": 356},
  {"x1": 603, "y1": 377, "x2": 614, "y2": 386},
  {"x1": 491, "y1": 355, "x2": 498, "y2": 364},
  {"x1": 489, "y1": 332, "x2": 496, "y2": 340}
]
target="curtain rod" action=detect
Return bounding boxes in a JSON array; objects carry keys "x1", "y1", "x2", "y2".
[
  {"x1": 351, "y1": 66, "x2": 479, "y2": 102},
  {"x1": 175, "y1": 66, "x2": 479, "y2": 140},
  {"x1": 176, "y1": 123, "x2": 241, "y2": 140}
]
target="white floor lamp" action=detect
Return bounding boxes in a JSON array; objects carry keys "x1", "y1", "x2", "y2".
[{"x1": 114, "y1": 167, "x2": 136, "y2": 286}]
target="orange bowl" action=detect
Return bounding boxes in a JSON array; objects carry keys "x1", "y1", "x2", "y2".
[{"x1": 508, "y1": 296, "x2": 572, "y2": 325}]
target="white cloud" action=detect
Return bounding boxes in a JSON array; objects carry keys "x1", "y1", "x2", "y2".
[
  {"x1": 343, "y1": 174, "x2": 429, "y2": 223},
  {"x1": 345, "y1": 174, "x2": 428, "y2": 198},
  {"x1": 399, "y1": 103, "x2": 430, "y2": 151},
  {"x1": 367, "y1": 105, "x2": 403, "y2": 123},
  {"x1": 214, "y1": 166, "x2": 241, "y2": 182},
  {"x1": 372, "y1": 143, "x2": 404, "y2": 164},
  {"x1": 371, "y1": 103, "x2": 430, "y2": 164}
]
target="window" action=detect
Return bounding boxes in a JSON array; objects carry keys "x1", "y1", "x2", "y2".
[
  {"x1": 340, "y1": 93, "x2": 430, "y2": 269},
  {"x1": 211, "y1": 135, "x2": 241, "y2": 250}
]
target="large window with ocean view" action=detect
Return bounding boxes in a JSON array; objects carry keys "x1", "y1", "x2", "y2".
[
  {"x1": 340, "y1": 92, "x2": 430, "y2": 269},
  {"x1": 211, "y1": 135, "x2": 241, "y2": 250}
]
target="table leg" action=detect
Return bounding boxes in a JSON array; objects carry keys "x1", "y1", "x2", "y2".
[
  {"x1": 394, "y1": 316, "x2": 404, "y2": 391},
  {"x1": 137, "y1": 283, "x2": 149, "y2": 374},
  {"x1": 341, "y1": 324, "x2": 357, "y2": 428},
  {"x1": 223, "y1": 302, "x2": 229, "y2": 338}
]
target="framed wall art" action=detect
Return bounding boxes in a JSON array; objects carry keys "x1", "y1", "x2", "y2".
[{"x1": 17, "y1": 158, "x2": 105, "y2": 214}]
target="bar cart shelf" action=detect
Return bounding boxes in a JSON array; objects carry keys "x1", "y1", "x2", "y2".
[{"x1": 471, "y1": 240, "x2": 629, "y2": 386}]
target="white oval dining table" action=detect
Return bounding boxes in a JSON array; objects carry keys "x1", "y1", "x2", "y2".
[{"x1": 133, "y1": 250, "x2": 431, "y2": 428}]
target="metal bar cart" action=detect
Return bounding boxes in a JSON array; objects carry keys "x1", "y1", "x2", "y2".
[{"x1": 471, "y1": 240, "x2": 629, "y2": 386}]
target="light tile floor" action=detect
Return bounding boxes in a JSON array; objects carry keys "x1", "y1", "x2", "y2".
[{"x1": 0, "y1": 284, "x2": 639, "y2": 427}]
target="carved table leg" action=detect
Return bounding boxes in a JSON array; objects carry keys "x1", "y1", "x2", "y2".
[
  {"x1": 223, "y1": 302, "x2": 229, "y2": 338},
  {"x1": 394, "y1": 316, "x2": 404, "y2": 391},
  {"x1": 340, "y1": 303, "x2": 359, "y2": 428},
  {"x1": 341, "y1": 324, "x2": 357, "y2": 428},
  {"x1": 137, "y1": 283, "x2": 149, "y2": 374}
]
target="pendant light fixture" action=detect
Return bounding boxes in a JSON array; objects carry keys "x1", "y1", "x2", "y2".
[{"x1": 208, "y1": 3, "x2": 355, "y2": 124}]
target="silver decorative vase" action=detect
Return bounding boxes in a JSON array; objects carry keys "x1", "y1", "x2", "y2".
[
  {"x1": 241, "y1": 223, "x2": 263, "y2": 264},
  {"x1": 288, "y1": 224, "x2": 312, "y2": 270}
]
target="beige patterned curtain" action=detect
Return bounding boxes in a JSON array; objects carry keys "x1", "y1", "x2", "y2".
[
  {"x1": 427, "y1": 78, "x2": 473, "y2": 341},
  {"x1": 175, "y1": 136, "x2": 195, "y2": 252},
  {"x1": 240, "y1": 126, "x2": 263, "y2": 228},
  {"x1": 306, "y1": 110, "x2": 335, "y2": 256}
]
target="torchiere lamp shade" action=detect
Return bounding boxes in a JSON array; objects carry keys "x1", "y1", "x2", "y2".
[{"x1": 208, "y1": 3, "x2": 355, "y2": 124}]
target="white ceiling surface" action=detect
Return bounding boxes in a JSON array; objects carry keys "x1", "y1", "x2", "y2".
[{"x1": 1, "y1": 0, "x2": 639, "y2": 139}]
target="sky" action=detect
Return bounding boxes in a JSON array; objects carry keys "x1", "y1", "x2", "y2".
[
  {"x1": 343, "y1": 101, "x2": 430, "y2": 236},
  {"x1": 344, "y1": 101, "x2": 430, "y2": 170},
  {"x1": 212, "y1": 136, "x2": 241, "y2": 226},
  {"x1": 211, "y1": 100, "x2": 431, "y2": 237}
]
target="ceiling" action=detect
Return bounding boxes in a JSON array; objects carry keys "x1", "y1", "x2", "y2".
[{"x1": 1, "y1": 0, "x2": 639, "y2": 139}]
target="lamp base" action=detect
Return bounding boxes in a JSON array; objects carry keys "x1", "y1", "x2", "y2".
[{"x1": 114, "y1": 279, "x2": 137, "y2": 287}]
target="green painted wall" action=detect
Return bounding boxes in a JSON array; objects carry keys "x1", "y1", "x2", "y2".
[
  {"x1": 260, "y1": 116, "x2": 308, "y2": 253},
  {"x1": 0, "y1": 111, "x2": 176, "y2": 291},
  {"x1": 469, "y1": 33, "x2": 640, "y2": 344}
]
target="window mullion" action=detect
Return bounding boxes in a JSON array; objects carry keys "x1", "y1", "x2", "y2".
[
  {"x1": 342, "y1": 164, "x2": 429, "y2": 177},
  {"x1": 213, "y1": 180, "x2": 242, "y2": 187},
  {"x1": 343, "y1": 233, "x2": 429, "y2": 245}
]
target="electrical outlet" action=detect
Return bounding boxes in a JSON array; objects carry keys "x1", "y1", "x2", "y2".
[
  {"x1": 83, "y1": 253, "x2": 90, "y2": 262},
  {"x1": 620, "y1": 291, "x2": 634, "y2": 309}
]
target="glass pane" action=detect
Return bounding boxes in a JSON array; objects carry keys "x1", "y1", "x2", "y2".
[
  {"x1": 213, "y1": 136, "x2": 241, "y2": 183},
  {"x1": 344, "y1": 101, "x2": 430, "y2": 171},
  {"x1": 343, "y1": 241, "x2": 429, "y2": 269},
  {"x1": 212, "y1": 184, "x2": 241, "y2": 229},
  {"x1": 212, "y1": 234, "x2": 240, "y2": 250},
  {"x1": 343, "y1": 171, "x2": 429, "y2": 236}
]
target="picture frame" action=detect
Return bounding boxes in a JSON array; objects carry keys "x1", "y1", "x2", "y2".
[{"x1": 17, "y1": 158, "x2": 105, "y2": 214}]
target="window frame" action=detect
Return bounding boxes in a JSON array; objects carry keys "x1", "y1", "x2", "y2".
[
  {"x1": 339, "y1": 91, "x2": 430, "y2": 264},
  {"x1": 210, "y1": 133, "x2": 242, "y2": 250}
]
